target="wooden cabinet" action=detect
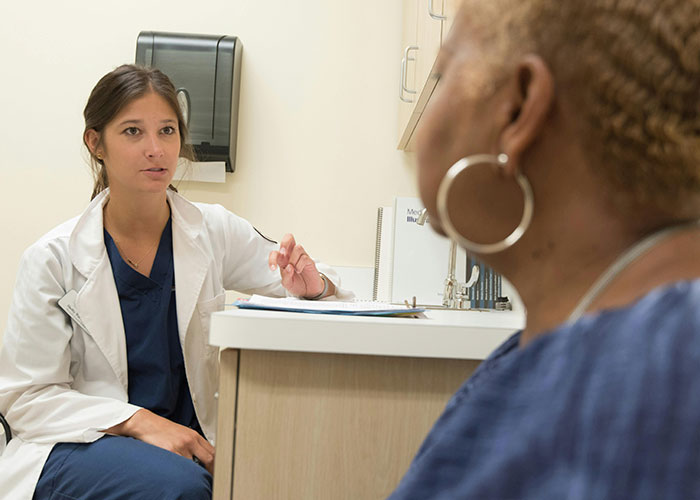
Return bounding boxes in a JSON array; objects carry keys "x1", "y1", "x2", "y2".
[
  {"x1": 209, "y1": 307, "x2": 522, "y2": 500},
  {"x1": 398, "y1": 0, "x2": 464, "y2": 151},
  {"x1": 213, "y1": 348, "x2": 479, "y2": 500}
]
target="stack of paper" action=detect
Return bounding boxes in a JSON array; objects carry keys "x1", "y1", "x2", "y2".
[{"x1": 234, "y1": 295, "x2": 424, "y2": 317}]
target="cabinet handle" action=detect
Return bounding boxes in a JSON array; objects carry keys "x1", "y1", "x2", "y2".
[
  {"x1": 428, "y1": 0, "x2": 447, "y2": 20},
  {"x1": 399, "y1": 45, "x2": 419, "y2": 103}
]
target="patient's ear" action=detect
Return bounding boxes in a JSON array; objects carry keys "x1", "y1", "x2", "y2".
[{"x1": 499, "y1": 54, "x2": 554, "y2": 173}]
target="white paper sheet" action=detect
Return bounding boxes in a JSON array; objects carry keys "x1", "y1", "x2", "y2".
[{"x1": 236, "y1": 295, "x2": 424, "y2": 316}]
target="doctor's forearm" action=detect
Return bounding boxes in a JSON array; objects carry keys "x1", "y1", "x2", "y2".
[{"x1": 102, "y1": 408, "x2": 148, "y2": 437}]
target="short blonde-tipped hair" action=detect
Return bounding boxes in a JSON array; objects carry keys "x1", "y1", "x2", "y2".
[{"x1": 456, "y1": 0, "x2": 700, "y2": 218}]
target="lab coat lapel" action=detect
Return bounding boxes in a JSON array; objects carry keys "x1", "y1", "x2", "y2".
[
  {"x1": 68, "y1": 190, "x2": 129, "y2": 391},
  {"x1": 168, "y1": 191, "x2": 208, "y2": 344},
  {"x1": 76, "y1": 258, "x2": 129, "y2": 390}
]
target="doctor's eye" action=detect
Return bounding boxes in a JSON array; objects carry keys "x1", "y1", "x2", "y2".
[
  {"x1": 161, "y1": 126, "x2": 177, "y2": 135},
  {"x1": 123, "y1": 127, "x2": 140, "y2": 136}
]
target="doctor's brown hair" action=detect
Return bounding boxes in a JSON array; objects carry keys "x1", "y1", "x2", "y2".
[{"x1": 83, "y1": 64, "x2": 195, "y2": 200}]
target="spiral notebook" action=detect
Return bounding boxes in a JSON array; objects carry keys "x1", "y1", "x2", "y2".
[{"x1": 372, "y1": 206, "x2": 394, "y2": 302}]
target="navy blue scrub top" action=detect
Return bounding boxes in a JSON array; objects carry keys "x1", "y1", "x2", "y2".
[{"x1": 104, "y1": 217, "x2": 202, "y2": 435}]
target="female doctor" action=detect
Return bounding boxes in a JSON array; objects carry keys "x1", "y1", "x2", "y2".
[{"x1": 0, "y1": 64, "x2": 351, "y2": 500}]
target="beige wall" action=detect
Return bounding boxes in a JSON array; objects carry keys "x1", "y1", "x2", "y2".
[{"x1": 0, "y1": 0, "x2": 418, "y2": 345}]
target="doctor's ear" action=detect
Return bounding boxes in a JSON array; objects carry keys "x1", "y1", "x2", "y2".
[{"x1": 84, "y1": 129, "x2": 102, "y2": 158}]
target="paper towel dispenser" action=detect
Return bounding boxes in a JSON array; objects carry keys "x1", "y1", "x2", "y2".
[{"x1": 135, "y1": 31, "x2": 242, "y2": 172}]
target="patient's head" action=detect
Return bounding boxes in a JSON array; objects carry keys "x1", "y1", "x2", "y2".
[
  {"x1": 82, "y1": 64, "x2": 194, "y2": 199},
  {"x1": 417, "y1": 0, "x2": 700, "y2": 254}
]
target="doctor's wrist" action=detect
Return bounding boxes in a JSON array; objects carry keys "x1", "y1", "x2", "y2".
[
  {"x1": 103, "y1": 408, "x2": 148, "y2": 438},
  {"x1": 305, "y1": 273, "x2": 329, "y2": 300}
]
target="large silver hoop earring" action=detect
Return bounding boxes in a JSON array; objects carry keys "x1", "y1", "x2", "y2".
[{"x1": 436, "y1": 153, "x2": 534, "y2": 254}]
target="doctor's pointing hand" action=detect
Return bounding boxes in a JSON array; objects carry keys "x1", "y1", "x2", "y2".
[{"x1": 268, "y1": 233, "x2": 336, "y2": 299}]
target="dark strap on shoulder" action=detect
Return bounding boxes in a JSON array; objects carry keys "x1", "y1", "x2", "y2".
[
  {"x1": 254, "y1": 227, "x2": 277, "y2": 245},
  {"x1": 0, "y1": 411, "x2": 10, "y2": 444}
]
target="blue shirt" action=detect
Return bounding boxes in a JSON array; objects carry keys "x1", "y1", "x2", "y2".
[
  {"x1": 389, "y1": 280, "x2": 700, "y2": 500},
  {"x1": 105, "y1": 218, "x2": 201, "y2": 434}
]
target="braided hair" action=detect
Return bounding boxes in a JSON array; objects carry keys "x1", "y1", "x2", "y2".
[{"x1": 457, "y1": 0, "x2": 700, "y2": 218}]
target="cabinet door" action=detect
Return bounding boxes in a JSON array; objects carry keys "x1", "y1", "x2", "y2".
[
  {"x1": 414, "y1": 0, "x2": 444, "y2": 98},
  {"x1": 397, "y1": 0, "x2": 444, "y2": 150},
  {"x1": 397, "y1": 0, "x2": 419, "y2": 142},
  {"x1": 229, "y1": 350, "x2": 480, "y2": 500}
]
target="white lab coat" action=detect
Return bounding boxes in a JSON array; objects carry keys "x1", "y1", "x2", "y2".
[{"x1": 0, "y1": 189, "x2": 349, "y2": 500}]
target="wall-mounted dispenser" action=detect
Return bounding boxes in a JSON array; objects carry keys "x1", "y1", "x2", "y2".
[{"x1": 136, "y1": 31, "x2": 242, "y2": 173}]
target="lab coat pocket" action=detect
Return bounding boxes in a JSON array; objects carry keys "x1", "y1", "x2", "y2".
[{"x1": 197, "y1": 292, "x2": 226, "y2": 357}]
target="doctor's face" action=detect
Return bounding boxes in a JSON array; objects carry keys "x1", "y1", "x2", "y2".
[{"x1": 95, "y1": 92, "x2": 181, "y2": 195}]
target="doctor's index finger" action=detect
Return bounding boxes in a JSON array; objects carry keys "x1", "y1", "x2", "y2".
[
  {"x1": 190, "y1": 432, "x2": 214, "y2": 455},
  {"x1": 279, "y1": 233, "x2": 296, "y2": 256},
  {"x1": 192, "y1": 440, "x2": 215, "y2": 475},
  {"x1": 195, "y1": 435, "x2": 215, "y2": 457},
  {"x1": 271, "y1": 233, "x2": 296, "y2": 270},
  {"x1": 200, "y1": 433, "x2": 215, "y2": 453}
]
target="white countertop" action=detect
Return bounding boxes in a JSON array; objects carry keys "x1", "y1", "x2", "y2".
[{"x1": 209, "y1": 307, "x2": 525, "y2": 360}]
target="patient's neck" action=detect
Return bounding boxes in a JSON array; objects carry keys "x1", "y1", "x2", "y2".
[{"x1": 515, "y1": 224, "x2": 700, "y2": 348}]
